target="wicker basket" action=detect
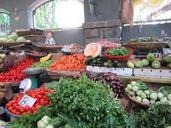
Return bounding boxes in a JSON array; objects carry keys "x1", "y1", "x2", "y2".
[
  {"x1": 126, "y1": 94, "x2": 149, "y2": 108},
  {"x1": 16, "y1": 29, "x2": 44, "y2": 36},
  {"x1": 123, "y1": 41, "x2": 167, "y2": 49},
  {"x1": 24, "y1": 35, "x2": 45, "y2": 42},
  {"x1": 34, "y1": 43, "x2": 63, "y2": 50},
  {"x1": 0, "y1": 41, "x2": 31, "y2": 47}
]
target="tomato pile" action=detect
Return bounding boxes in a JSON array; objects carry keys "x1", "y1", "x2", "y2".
[
  {"x1": 6, "y1": 86, "x2": 53, "y2": 115},
  {"x1": 0, "y1": 58, "x2": 36, "y2": 82}
]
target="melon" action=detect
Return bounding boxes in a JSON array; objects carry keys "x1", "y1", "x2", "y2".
[
  {"x1": 135, "y1": 60, "x2": 144, "y2": 68},
  {"x1": 16, "y1": 37, "x2": 26, "y2": 42},
  {"x1": 0, "y1": 37, "x2": 8, "y2": 42},
  {"x1": 142, "y1": 59, "x2": 149, "y2": 67},
  {"x1": 163, "y1": 55, "x2": 171, "y2": 64},
  {"x1": 152, "y1": 60, "x2": 161, "y2": 69},
  {"x1": 8, "y1": 33, "x2": 18, "y2": 41},
  {"x1": 7, "y1": 38, "x2": 15, "y2": 43},
  {"x1": 147, "y1": 53, "x2": 155, "y2": 62},
  {"x1": 84, "y1": 43, "x2": 102, "y2": 57}
]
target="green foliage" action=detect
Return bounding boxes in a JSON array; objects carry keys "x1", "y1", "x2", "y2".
[
  {"x1": 47, "y1": 75, "x2": 129, "y2": 128},
  {"x1": 133, "y1": 104, "x2": 171, "y2": 128},
  {"x1": 12, "y1": 76, "x2": 130, "y2": 128},
  {"x1": 34, "y1": 0, "x2": 58, "y2": 29},
  {"x1": 0, "y1": 9, "x2": 10, "y2": 33}
]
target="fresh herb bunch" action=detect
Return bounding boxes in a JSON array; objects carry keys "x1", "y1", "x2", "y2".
[
  {"x1": 107, "y1": 47, "x2": 129, "y2": 56},
  {"x1": 133, "y1": 104, "x2": 171, "y2": 128},
  {"x1": 47, "y1": 75, "x2": 129, "y2": 128}
]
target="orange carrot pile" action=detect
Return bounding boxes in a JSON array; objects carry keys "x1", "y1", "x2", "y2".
[{"x1": 50, "y1": 54, "x2": 86, "y2": 71}]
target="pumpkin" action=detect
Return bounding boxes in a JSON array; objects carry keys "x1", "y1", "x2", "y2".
[{"x1": 84, "y1": 43, "x2": 102, "y2": 57}]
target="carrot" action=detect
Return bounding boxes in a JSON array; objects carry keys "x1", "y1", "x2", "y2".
[{"x1": 50, "y1": 54, "x2": 86, "y2": 71}]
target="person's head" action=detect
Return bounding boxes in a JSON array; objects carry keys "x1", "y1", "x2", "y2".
[{"x1": 44, "y1": 31, "x2": 53, "y2": 39}]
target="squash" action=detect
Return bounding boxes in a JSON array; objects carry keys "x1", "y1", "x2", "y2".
[
  {"x1": 84, "y1": 43, "x2": 102, "y2": 57},
  {"x1": 40, "y1": 54, "x2": 52, "y2": 62}
]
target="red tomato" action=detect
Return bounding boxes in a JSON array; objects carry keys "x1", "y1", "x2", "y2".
[{"x1": 11, "y1": 109, "x2": 17, "y2": 114}]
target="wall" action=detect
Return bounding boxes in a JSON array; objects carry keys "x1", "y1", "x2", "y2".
[
  {"x1": 84, "y1": 0, "x2": 120, "y2": 22},
  {"x1": 0, "y1": 0, "x2": 35, "y2": 30},
  {"x1": 0, "y1": 0, "x2": 120, "y2": 45},
  {"x1": 1, "y1": 0, "x2": 171, "y2": 44},
  {"x1": 122, "y1": 23, "x2": 171, "y2": 42}
]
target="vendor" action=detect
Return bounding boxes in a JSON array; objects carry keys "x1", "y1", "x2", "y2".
[{"x1": 44, "y1": 31, "x2": 56, "y2": 45}]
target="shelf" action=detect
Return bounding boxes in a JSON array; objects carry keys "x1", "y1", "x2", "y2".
[{"x1": 119, "y1": 76, "x2": 171, "y2": 84}]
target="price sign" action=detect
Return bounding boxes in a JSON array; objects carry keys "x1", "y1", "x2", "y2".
[
  {"x1": 19, "y1": 78, "x2": 32, "y2": 92},
  {"x1": 19, "y1": 95, "x2": 36, "y2": 108}
]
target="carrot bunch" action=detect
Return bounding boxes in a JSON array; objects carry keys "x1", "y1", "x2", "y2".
[{"x1": 50, "y1": 54, "x2": 86, "y2": 71}]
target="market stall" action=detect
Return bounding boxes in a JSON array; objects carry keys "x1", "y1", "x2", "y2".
[
  {"x1": 0, "y1": 0, "x2": 171, "y2": 127},
  {"x1": 0, "y1": 35, "x2": 170, "y2": 128}
]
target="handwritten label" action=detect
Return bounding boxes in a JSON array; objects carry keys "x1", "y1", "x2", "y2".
[{"x1": 19, "y1": 95, "x2": 36, "y2": 108}]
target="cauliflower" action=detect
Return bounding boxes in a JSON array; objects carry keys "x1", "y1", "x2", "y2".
[
  {"x1": 128, "y1": 91, "x2": 135, "y2": 96},
  {"x1": 45, "y1": 125, "x2": 54, "y2": 128},
  {"x1": 136, "y1": 96, "x2": 142, "y2": 102},
  {"x1": 140, "y1": 93, "x2": 147, "y2": 99},
  {"x1": 136, "y1": 90, "x2": 143, "y2": 96},
  {"x1": 150, "y1": 92, "x2": 158, "y2": 100},
  {"x1": 127, "y1": 84, "x2": 132, "y2": 90},
  {"x1": 144, "y1": 90, "x2": 150, "y2": 95},
  {"x1": 160, "y1": 97, "x2": 167, "y2": 104},
  {"x1": 142, "y1": 99, "x2": 150, "y2": 105},
  {"x1": 132, "y1": 85, "x2": 139, "y2": 92},
  {"x1": 157, "y1": 92, "x2": 164, "y2": 99},
  {"x1": 167, "y1": 94, "x2": 171, "y2": 101},
  {"x1": 131, "y1": 81, "x2": 137, "y2": 85},
  {"x1": 125, "y1": 87, "x2": 129, "y2": 93},
  {"x1": 150, "y1": 100, "x2": 156, "y2": 104}
]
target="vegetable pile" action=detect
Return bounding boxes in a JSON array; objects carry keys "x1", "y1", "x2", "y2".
[
  {"x1": 61, "y1": 43, "x2": 82, "y2": 53},
  {"x1": 50, "y1": 54, "x2": 86, "y2": 71},
  {"x1": 0, "y1": 32, "x2": 29, "y2": 43},
  {"x1": 107, "y1": 47, "x2": 130, "y2": 56},
  {"x1": 125, "y1": 81, "x2": 171, "y2": 105},
  {"x1": 133, "y1": 104, "x2": 171, "y2": 128},
  {"x1": 6, "y1": 86, "x2": 53, "y2": 116},
  {"x1": 96, "y1": 39, "x2": 119, "y2": 48},
  {"x1": 0, "y1": 58, "x2": 36, "y2": 82},
  {"x1": 13, "y1": 75, "x2": 129, "y2": 128},
  {"x1": 86, "y1": 71, "x2": 125, "y2": 98},
  {"x1": 32, "y1": 60, "x2": 52, "y2": 68},
  {"x1": 127, "y1": 53, "x2": 171, "y2": 69},
  {"x1": 86, "y1": 56, "x2": 123, "y2": 67}
]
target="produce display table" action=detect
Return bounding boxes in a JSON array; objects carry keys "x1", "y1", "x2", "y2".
[{"x1": 119, "y1": 75, "x2": 171, "y2": 84}]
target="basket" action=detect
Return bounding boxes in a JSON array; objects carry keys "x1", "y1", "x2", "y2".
[
  {"x1": 0, "y1": 41, "x2": 31, "y2": 47},
  {"x1": 24, "y1": 35, "x2": 45, "y2": 42},
  {"x1": 5, "y1": 108, "x2": 21, "y2": 119},
  {"x1": 126, "y1": 93, "x2": 149, "y2": 108},
  {"x1": 34, "y1": 43, "x2": 63, "y2": 50},
  {"x1": 25, "y1": 51, "x2": 47, "y2": 58},
  {"x1": 61, "y1": 49, "x2": 84, "y2": 55},
  {"x1": 23, "y1": 67, "x2": 46, "y2": 75},
  {"x1": 103, "y1": 48, "x2": 133, "y2": 61},
  {"x1": 16, "y1": 29, "x2": 44, "y2": 36},
  {"x1": 123, "y1": 41, "x2": 167, "y2": 49}
]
